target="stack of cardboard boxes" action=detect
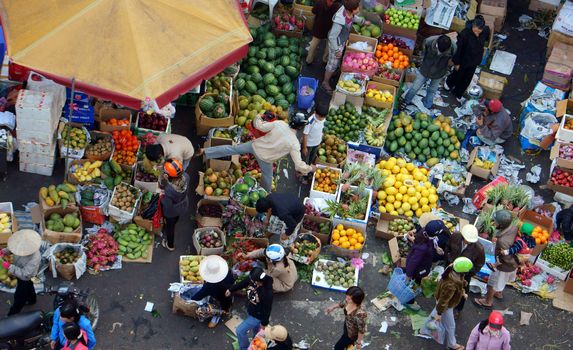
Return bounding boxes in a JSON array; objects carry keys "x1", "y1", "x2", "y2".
[
  {"x1": 479, "y1": 0, "x2": 507, "y2": 32},
  {"x1": 16, "y1": 90, "x2": 62, "y2": 176},
  {"x1": 543, "y1": 42, "x2": 573, "y2": 91},
  {"x1": 547, "y1": 1, "x2": 573, "y2": 58}
]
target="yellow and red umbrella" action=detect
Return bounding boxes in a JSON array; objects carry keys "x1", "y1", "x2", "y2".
[{"x1": 0, "y1": 0, "x2": 252, "y2": 108}]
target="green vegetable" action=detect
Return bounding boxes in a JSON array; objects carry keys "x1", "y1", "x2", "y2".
[{"x1": 542, "y1": 243, "x2": 573, "y2": 271}]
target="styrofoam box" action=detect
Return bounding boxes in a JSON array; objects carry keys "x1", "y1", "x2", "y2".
[
  {"x1": 333, "y1": 186, "x2": 373, "y2": 232},
  {"x1": 18, "y1": 138, "x2": 57, "y2": 155},
  {"x1": 16, "y1": 128, "x2": 58, "y2": 144},
  {"x1": 556, "y1": 114, "x2": 573, "y2": 143},
  {"x1": 309, "y1": 165, "x2": 341, "y2": 201},
  {"x1": 16, "y1": 90, "x2": 61, "y2": 123},
  {"x1": 108, "y1": 183, "x2": 142, "y2": 223},
  {"x1": 19, "y1": 150, "x2": 56, "y2": 166},
  {"x1": 531, "y1": 255, "x2": 569, "y2": 281},
  {"x1": 16, "y1": 113, "x2": 59, "y2": 133},
  {"x1": 19, "y1": 161, "x2": 55, "y2": 176}
]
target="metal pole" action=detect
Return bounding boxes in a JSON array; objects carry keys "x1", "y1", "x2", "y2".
[{"x1": 63, "y1": 78, "x2": 75, "y2": 181}]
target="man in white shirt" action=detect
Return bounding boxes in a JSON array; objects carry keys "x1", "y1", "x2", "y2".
[{"x1": 300, "y1": 101, "x2": 328, "y2": 184}]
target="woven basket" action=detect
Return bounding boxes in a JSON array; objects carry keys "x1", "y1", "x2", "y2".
[{"x1": 291, "y1": 233, "x2": 322, "y2": 265}]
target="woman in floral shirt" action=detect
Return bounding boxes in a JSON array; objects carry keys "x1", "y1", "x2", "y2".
[{"x1": 325, "y1": 286, "x2": 367, "y2": 350}]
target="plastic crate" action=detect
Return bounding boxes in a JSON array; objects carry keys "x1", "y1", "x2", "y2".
[{"x1": 297, "y1": 76, "x2": 318, "y2": 110}]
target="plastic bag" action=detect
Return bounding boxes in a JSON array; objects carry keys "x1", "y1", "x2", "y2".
[
  {"x1": 520, "y1": 112, "x2": 557, "y2": 143},
  {"x1": 419, "y1": 316, "x2": 446, "y2": 344},
  {"x1": 45, "y1": 243, "x2": 87, "y2": 280}
]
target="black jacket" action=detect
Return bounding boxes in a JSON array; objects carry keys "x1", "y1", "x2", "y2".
[
  {"x1": 191, "y1": 271, "x2": 235, "y2": 309},
  {"x1": 229, "y1": 276, "x2": 274, "y2": 326},
  {"x1": 452, "y1": 20, "x2": 490, "y2": 68},
  {"x1": 160, "y1": 173, "x2": 190, "y2": 218},
  {"x1": 268, "y1": 335, "x2": 293, "y2": 350},
  {"x1": 420, "y1": 35, "x2": 456, "y2": 79},
  {"x1": 556, "y1": 207, "x2": 573, "y2": 241},
  {"x1": 311, "y1": 0, "x2": 341, "y2": 39},
  {"x1": 268, "y1": 193, "x2": 305, "y2": 236},
  {"x1": 445, "y1": 232, "x2": 485, "y2": 276}
]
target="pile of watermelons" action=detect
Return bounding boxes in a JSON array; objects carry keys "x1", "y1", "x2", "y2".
[
  {"x1": 235, "y1": 24, "x2": 303, "y2": 109},
  {"x1": 385, "y1": 112, "x2": 464, "y2": 164},
  {"x1": 231, "y1": 174, "x2": 268, "y2": 208}
]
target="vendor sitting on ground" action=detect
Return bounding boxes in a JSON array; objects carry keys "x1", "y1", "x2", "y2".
[
  {"x1": 476, "y1": 99, "x2": 513, "y2": 146},
  {"x1": 245, "y1": 244, "x2": 298, "y2": 293},
  {"x1": 256, "y1": 193, "x2": 306, "y2": 245},
  {"x1": 145, "y1": 133, "x2": 194, "y2": 170}
]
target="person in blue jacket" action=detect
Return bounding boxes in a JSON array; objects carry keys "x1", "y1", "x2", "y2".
[{"x1": 50, "y1": 300, "x2": 96, "y2": 350}]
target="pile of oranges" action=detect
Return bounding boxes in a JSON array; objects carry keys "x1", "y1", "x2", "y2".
[
  {"x1": 531, "y1": 225, "x2": 550, "y2": 245},
  {"x1": 331, "y1": 224, "x2": 364, "y2": 251},
  {"x1": 104, "y1": 118, "x2": 130, "y2": 126},
  {"x1": 312, "y1": 167, "x2": 340, "y2": 194},
  {"x1": 112, "y1": 129, "x2": 139, "y2": 166},
  {"x1": 375, "y1": 43, "x2": 410, "y2": 70},
  {"x1": 249, "y1": 337, "x2": 267, "y2": 350}
]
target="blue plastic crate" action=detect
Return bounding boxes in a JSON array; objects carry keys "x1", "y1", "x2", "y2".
[
  {"x1": 297, "y1": 76, "x2": 318, "y2": 110},
  {"x1": 64, "y1": 102, "x2": 95, "y2": 124}
]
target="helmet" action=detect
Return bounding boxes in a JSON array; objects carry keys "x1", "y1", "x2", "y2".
[
  {"x1": 493, "y1": 210, "x2": 513, "y2": 230},
  {"x1": 265, "y1": 244, "x2": 285, "y2": 262},
  {"x1": 520, "y1": 222, "x2": 534, "y2": 236},
  {"x1": 467, "y1": 85, "x2": 483, "y2": 100},
  {"x1": 289, "y1": 112, "x2": 308, "y2": 130},
  {"x1": 452, "y1": 257, "x2": 473, "y2": 273},
  {"x1": 486, "y1": 99, "x2": 503, "y2": 113},
  {"x1": 488, "y1": 311, "x2": 504, "y2": 329},
  {"x1": 461, "y1": 224, "x2": 478, "y2": 243},
  {"x1": 164, "y1": 158, "x2": 183, "y2": 178}
]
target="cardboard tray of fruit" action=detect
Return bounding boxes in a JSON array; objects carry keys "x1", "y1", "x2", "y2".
[
  {"x1": 115, "y1": 224, "x2": 154, "y2": 263},
  {"x1": 291, "y1": 233, "x2": 322, "y2": 265},
  {"x1": 133, "y1": 161, "x2": 160, "y2": 193},
  {"x1": 272, "y1": 12, "x2": 305, "y2": 38},
  {"x1": 180, "y1": 255, "x2": 206, "y2": 284},
  {"x1": 108, "y1": 183, "x2": 142, "y2": 224},
  {"x1": 58, "y1": 122, "x2": 91, "y2": 159},
  {"x1": 311, "y1": 259, "x2": 359, "y2": 292},
  {"x1": 135, "y1": 111, "x2": 172, "y2": 136},
  {"x1": 67, "y1": 159, "x2": 105, "y2": 185},
  {"x1": 193, "y1": 227, "x2": 226, "y2": 256},
  {"x1": 84, "y1": 131, "x2": 114, "y2": 161},
  {"x1": 310, "y1": 165, "x2": 341, "y2": 201}
]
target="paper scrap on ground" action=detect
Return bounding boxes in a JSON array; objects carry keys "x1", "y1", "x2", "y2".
[
  {"x1": 225, "y1": 315, "x2": 243, "y2": 335},
  {"x1": 526, "y1": 165, "x2": 542, "y2": 183},
  {"x1": 520, "y1": 311, "x2": 533, "y2": 325},
  {"x1": 144, "y1": 302, "x2": 154, "y2": 312},
  {"x1": 379, "y1": 321, "x2": 389, "y2": 333},
  {"x1": 490, "y1": 50, "x2": 517, "y2": 75}
]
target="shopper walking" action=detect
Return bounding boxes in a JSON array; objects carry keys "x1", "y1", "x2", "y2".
[
  {"x1": 256, "y1": 192, "x2": 306, "y2": 246},
  {"x1": 196, "y1": 112, "x2": 316, "y2": 191},
  {"x1": 419, "y1": 213, "x2": 451, "y2": 262},
  {"x1": 325, "y1": 286, "x2": 367, "y2": 350},
  {"x1": 444, "y1": 15, "x2": 490, "y2": 101},
  {"x1": 306, "y1": 0, "x2": 341, "y2": 65},
  {"x1": 226, "y1": 268, "x2": 274, "y2": 350},
  {"x1": 191, "y1": 255, "x2": 235, "y2": 327},
  {"x1": 145, "y1": 134, "x2": 194, "y2": 170},
  {"x1": 445, "y1": 224, "x2": 485, "y2": 316},
  {"x1": 51, "y1": 300, "x2": 96, "y2": 350},
  {"x1": 466, "y1": 311, "x2": 511, "y2": 350},
  {"x1": 474, "y1": 210, "x2": 518, "y2": 308},
  {"x1": 476, "y1": 99, "x2": 513, "y2": 146},
  {"x1": 1, "y1": 229, "x2": 42, "y2": 316},
  {"x1": 322, "y1": 0, "x2": 364, "y2": 91},
  {"x1": 426, "y1": 257, "x2": 473, "y2": 350},
  {"x1": 246, "y1": 244, "x2": 298, "y2": 293},
  {"x1": 160, "y1": 158, "x2": 190, "y2": 251},
  {"x1": 400, "y1": 35, "x2": 456, "y2": 109}
]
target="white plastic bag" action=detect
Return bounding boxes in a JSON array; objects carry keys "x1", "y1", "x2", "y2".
[{"x1": 520, "y1": 112, "x2": 558, "y2": 143}]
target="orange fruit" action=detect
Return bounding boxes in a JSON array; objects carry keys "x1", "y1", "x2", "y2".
[{"x1": 535, "y1": 238, "x2": 541, "y2": 245}]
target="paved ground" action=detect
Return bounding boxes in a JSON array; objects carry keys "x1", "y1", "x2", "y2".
[{"x1": 2, "y1": 0, "x2": 573, "y2": 349}]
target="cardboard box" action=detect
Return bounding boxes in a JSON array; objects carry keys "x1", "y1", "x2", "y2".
[
  {"x1": 372, "y1": 68, "x2": 405, "y2": 88},
  {"x1": 382, "y1": 21, "x2": 418, "y2": 40},
  {"x1": 195, "y1": 93, "x2": 235, "y2": 136},
  {"x1": 388, "y1": 236, "x2": 408, "y2": 267},
  {"x1": 195, "y1": 172, "x2": 230, "y2": 202},
  {"x1": 564, "y1": 269, "x2": 573, "y2": 294},
  {"x1": 478, "y1": 71, "x2": 508, "y2": 100},
  {"x1": 98, "y1": 108, "x2": 132, "y2": 132},
  {"x1": 196, "y1": 199, "x2": 224, "y2": 228},
  {"x1": 172, "y1": 293, "x2": 198, "y2": 317},
  {"x1": 479, "y1": 0, "x2": 507, "y2": 17},
  {"x1": 529, "y1": 0, "x2": 560, "y2": 12},
  {"x1": 300, "y1": 214, "x2": 332, "y2": 245},
  {"x1": 329, "y1": 220, "x2": 366, "y2": 258},
  {"x1": 556, "y1": 98, "x2": 573, "y2": 119},
  {"x1": 438, "y1": 172, "x2": 472, "y2": 197},
  {"x1": 547, "y1": 31, "x2": 573, "y2": 58},
  {"x1": 122, "y1": 242, "x2": 154, "y2": 263},
  {"x1": 550, "y1": 141, "x2": 573, "y2": 169},
  {"x1": 547, "y1": 165, "x2": 573, "y2": 196},
  {"x1": 375, "y1": 213, "x2": 414, "y2": 240},
  {"x1": 330, "y1": 90, "x2": 364, "y2": 110},
  {"x1": 450, "y1": 0, "x2": 477, "y2": 32},
  {"x1": 346, "y1": 33, "x2": 378, "y2": 55},
  {"x1": 32, "y1": 206, "x2": 82, "y2": 244},
  {"x1": 203, "y1": 138, "x2": 239, "y2": 172},
  {"x1": 0, "y1": 202, "x2": 17, "y2": 245},
  {"x1": 193, "y1": 227, "x2": 226, "y2": 256},
  {"x1": 556, "y1": 114, "x2": 573, "y2": 143},
  {"x1": 364, "y1": 81, "x2": 397, "y2": 110},
  {"x1": 519, "y1": 210, "x2": 553, "y2": 256},
  {"x1": 467, "y1": 147, "x2": 500, "y2": 179},
  {"x1": 543, "y1": 42, "x2": 573, "y2": 90}
]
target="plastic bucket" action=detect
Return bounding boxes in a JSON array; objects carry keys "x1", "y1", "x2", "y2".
[{"x1": 297, "y1": 76, "x2": 318, "y2": 110}]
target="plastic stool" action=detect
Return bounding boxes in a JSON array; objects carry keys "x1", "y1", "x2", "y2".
[{"x1": 250, "y1": 0, "x2": 279, "y2": 19}]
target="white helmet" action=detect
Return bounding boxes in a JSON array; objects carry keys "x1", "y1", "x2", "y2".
[
  {"x1": 265, "y1": 244, "x2": 285, "y2": 262},
  {"x1": 461, "y1": 224, "x2": 478, "y2": 243}
]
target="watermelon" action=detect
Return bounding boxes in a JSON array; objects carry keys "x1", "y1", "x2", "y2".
[
  {"x1": 267, "y1": 48, "x2": 277, "y2": 60},
  {"x1": 211, "y1": 103, "x2": 227, "y2": 118},
  {"x1": 251, "y1": 72, "x2": 263, "y2": 84},
  {"x1": 261, "y1": 62, "x2": 274, "y2": 74},
  {"x1": 266, "y1": 97, "x2": 275, "y2": 105},
  {"x1": 247, "y1": 65, "x2": 260, "y2": 74},
  {"x1": 276, "y1": 99, "x2": 289, "y2": 110},
  {"x1": 248, "y1": 47, "x2": 257, "y2": 58},
  {"x1": 286, "y1": 93, "x2": 295, "y2": 104},
  {"x1": 256, "y1": 89, "x2": 267, "y2": 98},
  {"x1": 277, "y1": 74, "x2": 290, "y2": 85},
  {"x1": 266, "y1": 85, "x2": 280, "y2": 97},
  {"x1": 256, "y1": 50, "x2": 267, "y2": 60},
  {"x1": 285, "y1": 66, "x2": 298, "y2": 78},
  {"x1": 275, "y1": 93, "x2": 286, "y2": 101},
  {"x1": 280, "y1": 56, "x2": 290, "y2": 67},
  {"x1": 281, "y1": 82, "x2": 293, "y2": 95},
  {"x1": 263, "y1": 32, "x2": 275, "y2": 41},
  {"x1": 277, "y1": 37, "x2": 289, "y2": 48},
  {"x1": 274, "y1": 66, "x2": 285, "y2": 77},
  {"x1": 247, "y1": 58, "x2": 258, "y2": 66},
  {"x1": 237, "y1": 72, "x2": 247, "y2": 80},
  {"x1": 263, "y1": 39, "x2": 276, "y2": 48},
  {"x1": 235, "y1": 78, "x2": 246, "y2": 91},
  {"x1": 263, "y1": 73, "x2": 275, "y2": 85},
  {"x1": 199, "y1": 98, "x2": 214, "y2": 112},
  {"x1": 245, "y1": 81, "x2": 258, "y2": 94}
]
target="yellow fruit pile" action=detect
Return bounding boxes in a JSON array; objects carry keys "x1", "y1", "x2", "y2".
[
  {"x1": 366, "y1": 88, "x2": 394, "y2": 103},
  {"x1": 331, "y1": 224, "x2": 364, "y2": 251},
  {"x1": 375, "y1": 157, "x2": 438, "y2": 217},
  {"x1": 312, "y1": 167, "x2": 340, "y2": 194}
]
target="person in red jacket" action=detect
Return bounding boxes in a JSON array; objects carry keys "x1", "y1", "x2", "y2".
[{"x1": 306, "y1": 0, "x2": 341, "y2": 65}]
